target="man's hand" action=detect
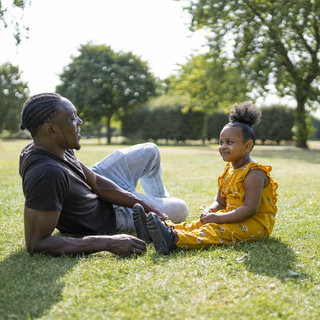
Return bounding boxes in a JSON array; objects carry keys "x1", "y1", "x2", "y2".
[
  {"x1": 144, "y1": 206, "x2": 169, "y2": 221},
  {"x1": 105, "y1": 234, "x2": 146, "y2": 256}
]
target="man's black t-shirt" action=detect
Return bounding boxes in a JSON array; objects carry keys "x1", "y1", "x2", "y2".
[{"x1": 19, "y1": 143, "x2": 116, "y2": 235}]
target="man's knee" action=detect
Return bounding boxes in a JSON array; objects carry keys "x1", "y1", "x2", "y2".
[
  {"x1": 174, "y1": 200, "x2": 189, "y2": 223},
  {"x1": 165, "y1": 198, "x2": 189, "y2": 224},
  {"x1": 142, "y1": 142, "x2": 160, "y2": 159}
]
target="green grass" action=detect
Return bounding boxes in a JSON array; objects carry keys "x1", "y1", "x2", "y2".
[{"x1": 0, "y1": 139, "x2": 319, "y2": 320}]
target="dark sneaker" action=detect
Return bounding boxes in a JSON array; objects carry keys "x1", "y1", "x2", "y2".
[
  {"x1": 133, "y1": 203, "x2": 151, "y2": 242},
  {"x1": 146, "y1": 212, "x2": 177, "y2": 255}
]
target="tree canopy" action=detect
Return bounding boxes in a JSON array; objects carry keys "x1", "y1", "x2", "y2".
[
  {"x1": 56, "y1": 44, "x2": 156, "y2": 143},
  {"x1": 0, "y1": 62, "x2": 29, "y2": 133},
  {"x1": 0, "y1": 0, "x2": 29, "y2": 44},
  {"x1": 179, "y1": 0, "x2": 320, "y2": 148},
  {"x1": 169, "y1": 53, "x2": 249, "y2": 111}
]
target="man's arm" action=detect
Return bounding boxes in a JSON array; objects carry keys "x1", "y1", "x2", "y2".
[
  {"x1": 79, "y1": 162, "x2": 168, "y2": 219},
  {"x1": 24, "y1": 206, "x2": 146, "y2": 256}
]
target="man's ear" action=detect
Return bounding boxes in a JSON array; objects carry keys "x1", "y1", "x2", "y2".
[{"x1": 43, "y1": 123, "x2": 57, "y2": 137}]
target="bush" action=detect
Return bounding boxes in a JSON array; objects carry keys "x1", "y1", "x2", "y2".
[
  {"x1": 122, "y1": 105, "x2": 205, "y2": 142},
  {"x1": 310, "y1": 116, "x2": 320, "y2": 140},
  {"x1": 255, "y1": 105, "x2": 294, "y2": 143},
  {"x1": 206, "y1": 112, "x2": 229, "y2": 141},
  {"x1": 121, "y1": 106, "x2": 148, "y2": 141},
  {"x1": 122, "y1": 101, "x2": 299, "y2": 145}
]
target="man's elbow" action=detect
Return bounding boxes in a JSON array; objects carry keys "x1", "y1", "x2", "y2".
[
  {"x1": 25, "y1": 236, "x2": 50, "y2": 254},
  {"x1": 25, "y1": 235, "x2": 69, "y2": 256},
  {"x1": 26, "y1": 239, "x2": 42, "y2": 254}
]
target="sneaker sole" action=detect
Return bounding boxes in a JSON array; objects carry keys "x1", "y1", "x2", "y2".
[
  {"x1": 133, "y1": 204, "x2": 151, "y2": 242},
  {"x1": 146, "y1": 213, "x2": 170, "y2": 255}
]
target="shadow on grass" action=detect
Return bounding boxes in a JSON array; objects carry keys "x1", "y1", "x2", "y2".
[
  {"x1": 149, "y1": 237, "x2": 307, "y2": 282},
  {"x1": 0, "y1": 249, "x2": 79, "y2": 319},
  {"x1": 231, "y1": 237, "x2": 307, "y2": 281}
]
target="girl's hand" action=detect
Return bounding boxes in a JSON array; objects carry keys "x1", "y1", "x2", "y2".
[{"x1": 200, "y1": 212, "x2": 220, "y2": 224}]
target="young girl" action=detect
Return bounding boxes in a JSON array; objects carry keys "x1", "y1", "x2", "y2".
[{"x1": 133, "y1": 102, "x2": 278, "y2": 254}]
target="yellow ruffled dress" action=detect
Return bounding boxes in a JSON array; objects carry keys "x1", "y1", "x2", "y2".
[{"x1": 171, "y1": 162, "x2": 278, "y2": 249}]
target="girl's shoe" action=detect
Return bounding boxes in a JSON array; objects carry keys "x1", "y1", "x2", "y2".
[{"x1": 146, "y1": 212, "x2": 177, "y2": 255}]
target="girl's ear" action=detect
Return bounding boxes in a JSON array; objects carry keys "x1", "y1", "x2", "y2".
[{"x1": 245, "y1": 139, "x2": 254, "y2": 152}]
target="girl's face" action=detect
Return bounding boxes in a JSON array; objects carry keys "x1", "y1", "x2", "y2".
[{"x1": 219, "y1": 126, "x2": 252, "y2": 167}]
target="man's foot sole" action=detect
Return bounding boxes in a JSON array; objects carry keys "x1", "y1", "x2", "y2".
[{"x1": 132, "y1": 203, "x2": 151, "y2": 242}]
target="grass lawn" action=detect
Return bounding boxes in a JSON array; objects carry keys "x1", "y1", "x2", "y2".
[{"x1": 0, "y1": 139, "x2": 319, "y2": 320}]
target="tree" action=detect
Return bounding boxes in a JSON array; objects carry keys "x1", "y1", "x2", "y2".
[
  {"x1": 56, "y1": 44, "x2": 156, "y2": 144},
  {"x1": 0, "y1": 0, "x2": 29, "y2": 44},
  {"x1": 170, "y1": 53, "x2": 249, "y2": 112},
  {"x1": 179, "y1": 0, "x2": 320, "y2": 148},
  {"x1": 0, "y1": 62, "x2": 29, "y2": 133}
]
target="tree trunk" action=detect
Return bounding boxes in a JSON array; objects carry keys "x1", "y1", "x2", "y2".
[
  {"x1": 97, "y1": 123, "x2": 102, "y2": 144},
  {"x1": 294, "y1": 93, "x2": 308, "y2": 149},
  {"x1": 106, "y1": 115, "x2": 112, "y2": 144}
]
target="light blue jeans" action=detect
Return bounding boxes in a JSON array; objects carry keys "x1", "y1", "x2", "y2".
[{"x1": 91, "y1": 143, "x2": 189, "y2": 231}]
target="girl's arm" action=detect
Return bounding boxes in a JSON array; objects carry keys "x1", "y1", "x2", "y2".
[
  {"x1": 200, "y1": 169, "x2": 267, "y2": 224},
  {"x1": 203, "y1": 190, "x2": 226, "y2": 213}
]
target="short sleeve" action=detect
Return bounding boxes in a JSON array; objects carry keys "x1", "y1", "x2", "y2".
[{"x1": 23, "y1": 164, "x2": 69, "y2": 211}]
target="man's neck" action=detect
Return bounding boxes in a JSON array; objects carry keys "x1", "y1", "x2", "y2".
[{"x1": 33, "y1": 140, "x2": 66, "y2": 159}]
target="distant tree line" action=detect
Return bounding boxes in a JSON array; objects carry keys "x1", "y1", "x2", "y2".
[
  {"x1": 122, "y1": 103, "x2": 320, "y2": 145},
  {"x1": 1, "y1": 58, "x2": 319, "y2": 144}
]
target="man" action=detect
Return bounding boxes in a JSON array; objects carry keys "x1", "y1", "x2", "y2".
[{"x1": 19, "y1": 93, "x2": 189, "y2": 257}]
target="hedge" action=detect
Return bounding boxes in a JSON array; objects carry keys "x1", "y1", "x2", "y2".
[
  {"x1": 122, "y1": 104, "x2": 313, "y2": 144},
  {"x1": 122, "y1": 105, "x2": 205, "y2": 142}
]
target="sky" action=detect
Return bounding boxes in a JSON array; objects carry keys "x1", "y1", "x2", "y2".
[{"x1": 1, "y1": 0, "x2": 209, "y2": 95}]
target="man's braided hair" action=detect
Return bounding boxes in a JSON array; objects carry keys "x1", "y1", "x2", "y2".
[{"x1": 20, "y1": 93, "x2": 61, "y2": 136}]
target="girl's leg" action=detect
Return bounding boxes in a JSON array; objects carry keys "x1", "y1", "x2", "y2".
[
  {"x1": 175, "y1": 219, "x2": 268, "y2": 249},
  {"x1": 174, "y1": 221, "x2": 226, "y2": 249}
]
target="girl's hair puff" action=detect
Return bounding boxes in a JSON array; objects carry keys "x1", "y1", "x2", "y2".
[
  {"x1": 229, "y1": 101, "x2": 261, "y2": 127},
  {"x1": 226, "y1": 101, "x2": 261, "y2": 143}
]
